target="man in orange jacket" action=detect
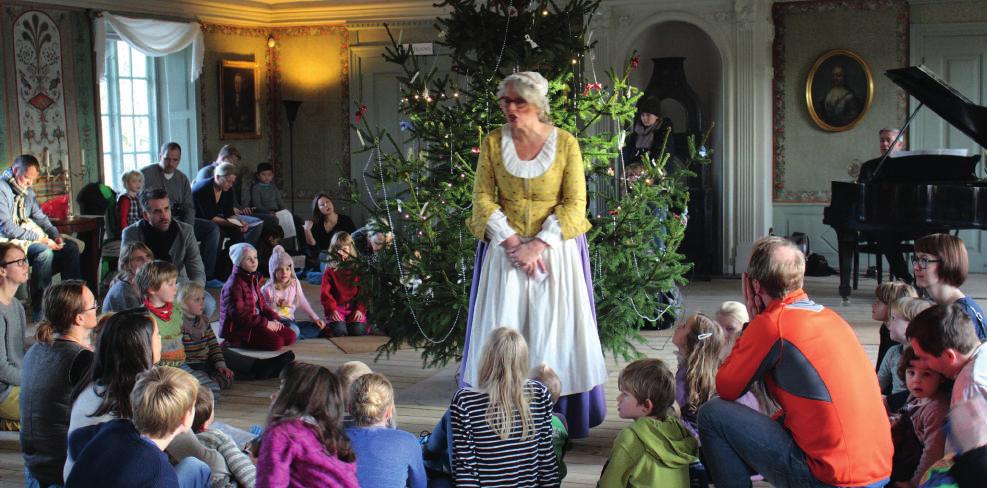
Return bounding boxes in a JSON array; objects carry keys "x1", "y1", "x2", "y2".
[{"x1": 697, "y1": 236, "x2": 891, "y2": 487}]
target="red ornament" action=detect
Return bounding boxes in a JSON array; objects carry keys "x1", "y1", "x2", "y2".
[
  {"x1": 607, "y1": 209, "x2": 619, "y2": 216},
  {"x1": 470, "y1": 147, "x2": 480, "y2": 154},
  {"x1": 355, "y1": 105, "x2": 368, "y2": 123},
  {"x1": 630, "y1": 54, "x2": 640, "y2": 69}
]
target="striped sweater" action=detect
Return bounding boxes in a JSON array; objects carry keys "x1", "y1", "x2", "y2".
[
  {"x1": 182, "y1": 314, "x2": 227, "y2": 369},
  {"x1": 450, "y1": 380, "x2": 560, "y2": 487},
  {"x1": 197, "y1": 428, "x2": 256, "y2": 488}
]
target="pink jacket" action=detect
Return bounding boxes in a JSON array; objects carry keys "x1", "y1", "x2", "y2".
[
  {"x1": 260, "y1": 278, "x2": 319, "y2": 322},
  {"x1": 256, "y1": 419, "x2": 358, "y2": 488}
]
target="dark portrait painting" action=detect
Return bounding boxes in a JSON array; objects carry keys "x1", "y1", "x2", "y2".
[
  {"x1": 805, "y1": 50, "x2": 873, "y2": 132},
  {"x1": 219, "y1": 60, "x2": 260, "y2": 139}
]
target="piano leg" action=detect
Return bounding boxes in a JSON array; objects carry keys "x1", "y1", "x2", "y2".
[{"x1": 836, "y1": 230, "x2": 857, "y2": 303}]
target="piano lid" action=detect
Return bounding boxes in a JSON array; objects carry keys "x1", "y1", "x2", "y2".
[{"x1": 886, "y1": 65, "x2": 987, "y2": 149}]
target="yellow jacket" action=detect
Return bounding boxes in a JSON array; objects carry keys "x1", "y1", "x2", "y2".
[{"x1": 467, "y1": 127, "x2": 592, "y2": 241}]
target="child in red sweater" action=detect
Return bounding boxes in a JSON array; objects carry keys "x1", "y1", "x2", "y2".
[{"x1": 320, "y1": 232, "x2": 368, "y2": 337}]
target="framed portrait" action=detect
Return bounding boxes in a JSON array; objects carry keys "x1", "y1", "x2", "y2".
[
  {"x1": 805, "y1": 49, "x2": 874, "y2": 132},
  {"x1": 219, "y1": 60, "x2": 261, "y2": 139}
]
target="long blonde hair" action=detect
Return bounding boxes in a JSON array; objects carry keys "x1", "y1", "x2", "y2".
[
  {"x1": 680, "y1": 314, "x2": 725, "y2": 419},
  {"x1": 477, "y1": 327, "x2": 534, "y2": 441},
  {"x1": 328, "y1": 232, "x2": 356, "y2": 269}
]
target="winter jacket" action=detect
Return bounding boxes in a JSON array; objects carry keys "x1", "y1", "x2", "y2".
[
  {"x1": 598, "y1": 416, "x2": 697, "y2": 488},
  {"x1": 220, "y1": 268, "x2": 280, "y2": 346}
]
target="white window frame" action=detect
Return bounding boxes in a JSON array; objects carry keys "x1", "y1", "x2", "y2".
[{"x1": 100, "y1": 35, "x2": 159, "y2": 193}]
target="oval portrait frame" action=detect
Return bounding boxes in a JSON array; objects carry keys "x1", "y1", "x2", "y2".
[{"x1": 805, "y1": 49, "x2": 874, "y2": 132}]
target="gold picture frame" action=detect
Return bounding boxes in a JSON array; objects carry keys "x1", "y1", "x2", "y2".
[
  {"x1": 805, "y1": 49, "x2": 874, "y2": 132},
  {"x1": 219, "y1": 60, "x2": 261, "y2": 139}
]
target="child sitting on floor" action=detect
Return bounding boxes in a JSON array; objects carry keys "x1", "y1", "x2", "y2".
[
  {"x1": 345, "y1": 373, "x2": 426, "y2": 488},
  {"x1": 66, "y1": 366, "x2": 210, "y2": 487},
  {"x1": 714, "y1": 301, "x2": 747, "y2": 357},
  {"x1": 220, "y1": 243, "x2": 296, "y2": 351},
  {"x1": 102, "y1": 242, "x2": 153, "y2": 313},
  {"x1": 880, "y1": 297, "x2": 934, "y2": 409},
  {"x1": 117, "y1": 170, "x2": 144, "y2": 232},
  {"x1": 137, "y1": 261, "x2": 220, "y2": 397},
  {"x1": 530, "y1": 363, "x2": 570, "y2": 481},
  {"x1": 599, "y1": 358, "x2": 697, "y2": 488},
  {"x1": 874, "y1": 282, "x2": 919, "y2": 371},
  {"x1": 890, "y1": 346, "x2": 949, "y2": 488},
  {"x1": 260, "y1": 245, "x2": 326, "y2": 340},
  {"x1": 179, "y1": 282, "x2": 235, "y2": 390},
  {"x1": 256, "y1": 361, "x2": 358, "y2": 487},
  {"x1": 320, "y1": 232, "x2": 369, "y2": 337},
  {"x1": 192, "y1": 385, "x2": 257, "y2": 488}
]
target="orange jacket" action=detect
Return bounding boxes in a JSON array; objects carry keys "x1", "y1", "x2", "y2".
[{"x1": 717, "y1": 289, "x2": 892, "y2": 486}]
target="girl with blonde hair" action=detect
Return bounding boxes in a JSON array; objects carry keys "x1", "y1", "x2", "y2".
[
  {"x1": 673, "y1": 314, "x2": 759, "y2": 438},
  {"x1": 450, "y1": 327, "x2": 559, "y2": 486},
  {"x1": 345, "y1": 373, "x2": 426, "y2": 487},
  {"x1": 320, "y1": 232, "x2": 369, "y2": 337}
]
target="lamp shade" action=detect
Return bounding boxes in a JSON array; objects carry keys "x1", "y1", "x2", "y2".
[{"x1": 282, "y1": 100, "x2": 302, "y2": 124}]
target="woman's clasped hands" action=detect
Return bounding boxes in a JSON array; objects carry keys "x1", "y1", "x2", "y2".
[{"x1": 502, "y1": 235, "x2": 548, "y2": 278}]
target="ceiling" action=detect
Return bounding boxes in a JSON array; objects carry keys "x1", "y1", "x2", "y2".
[{"x1": 25, "y1": 0, "x2": 443, "y2": 26}]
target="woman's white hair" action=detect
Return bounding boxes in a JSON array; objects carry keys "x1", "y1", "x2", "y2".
[{"x1": 498, "y1": 71, "x2": 551, "y2": 123}]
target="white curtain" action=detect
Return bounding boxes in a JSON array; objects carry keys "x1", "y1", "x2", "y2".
[{"x1": 94, "y1": 13, "x2": 204, "y2": 82}]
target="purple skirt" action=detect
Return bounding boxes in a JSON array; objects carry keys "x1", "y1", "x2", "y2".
[{"x1": 458, "y1": 234, "x2": 607, "y2": 438}]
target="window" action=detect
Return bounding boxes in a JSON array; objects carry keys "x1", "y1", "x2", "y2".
[{"x1": 100, "y1": 39, "x2": 157, "y2": 192}]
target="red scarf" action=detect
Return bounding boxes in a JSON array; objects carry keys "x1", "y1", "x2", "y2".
[{"x1": 144, "y1": 299, "x2": 173, "y2": 322}]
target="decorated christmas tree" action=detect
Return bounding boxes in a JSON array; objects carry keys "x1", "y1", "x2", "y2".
[{"x1": 351, "y1": 0, "x2": 708, "y2": 367}]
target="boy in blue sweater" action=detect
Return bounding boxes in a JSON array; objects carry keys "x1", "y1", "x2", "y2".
[{"x1": 65, "y1": 366, "x2": 210, "y2": 488}]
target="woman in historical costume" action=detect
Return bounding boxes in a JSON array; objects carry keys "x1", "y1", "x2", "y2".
[{"x1": 461, "y1": 71, "x2": 607, "y2": 438}]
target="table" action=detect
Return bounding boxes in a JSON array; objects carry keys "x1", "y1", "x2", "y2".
[{"x1": 52, "y1": 216, "x2": 103, "y2": 292}]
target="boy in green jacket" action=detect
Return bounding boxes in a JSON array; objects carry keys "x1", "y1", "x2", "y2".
[{"x1": 599, "y1": 358, "x2": 698, "y2": 488}]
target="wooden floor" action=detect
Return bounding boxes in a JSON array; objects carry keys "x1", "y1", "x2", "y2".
[{"x1": 2, "y1": 273, "x2": 984, "y2": 487}]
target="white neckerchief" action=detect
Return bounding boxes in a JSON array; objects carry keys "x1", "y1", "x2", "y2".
[{"x1": 501, "y1": 126, "x2": 558, "y2": 179}]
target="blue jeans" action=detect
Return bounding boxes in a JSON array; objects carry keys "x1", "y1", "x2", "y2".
[
  {"x1": 697, "y1": 398, "x2": 888, "y2": 488},
  {"x1": 175, "y1": 457, "x2": 211, "y2": 488},
  {"x1": 282, "y1": 319, "x2": 323, "y2": 340},
  {"x1": 194, "y1": 218, "x2": 220, "y2": 279},
  {"x1": 28, "y1": 240, "x2": 81, "y2": 312},
  {"x1": 24, "y1": 466, "x2": 62, "y2": 488}
]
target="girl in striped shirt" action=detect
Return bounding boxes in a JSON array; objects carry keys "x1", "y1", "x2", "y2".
[{"x1": 449, "y1": 327, "x2": 560, "y2": 487}]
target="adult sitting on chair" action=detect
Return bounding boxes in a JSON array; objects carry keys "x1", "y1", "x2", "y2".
[
  {"x1": 141, "y1": 142, "x2": 221, "y2": 286},
  {"x1": 193, "y1": 163, "x2": 262, "y2": 249},
  {"x1": 698, "y1": 236, "x2": 891, "y2": 488},
  {"x1": 121, "y1": 189, "x2": 216, "y2": 317},
  {"x1": 0, "y1": 155, "x2": 81, "y2": 321}
]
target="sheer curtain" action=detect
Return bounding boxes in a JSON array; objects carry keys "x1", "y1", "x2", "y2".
[{"x1": 94, "y1": 12, "x2": 204, "y2": 82}]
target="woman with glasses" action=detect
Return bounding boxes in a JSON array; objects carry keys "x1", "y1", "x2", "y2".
[
  {"x1": 462, "y1": 71, "x2": 607, "y2": 439},
  {"x1": 0, "y1": 243, "x2": 29, "y2": 432},
  {"x1": 20, "y1": 280, "x2": 97, "y2": 487},
  {"x1": 913, "y1": 233, "x2": 986, "y2": 339}
]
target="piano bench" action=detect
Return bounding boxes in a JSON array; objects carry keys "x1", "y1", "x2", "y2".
[{"x1": 854, "y1": 242, "x2": 915, "y2": 289}]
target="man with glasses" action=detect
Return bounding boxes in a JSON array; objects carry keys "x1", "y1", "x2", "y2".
[
  {"x1": 141, "y1": 142, "x2": 222, "y2": 285},
  {"x1": 0, "y1": 155, "x2": 81, "y2": 321}
]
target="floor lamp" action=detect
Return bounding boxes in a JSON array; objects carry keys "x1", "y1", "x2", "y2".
[{"x1": 282, "y1": 100, "x2": 302, "y2": 214}]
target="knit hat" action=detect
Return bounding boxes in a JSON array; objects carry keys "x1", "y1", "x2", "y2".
[
  {"x1": 229, "y1": 242, "x2": 256, "y2": 268},
  {"x1": 637, "y1": 96, "x2": 661, "y2": 117},
  {"x1": 268, "y1": 245, "x2": 294, "y2": 278}
]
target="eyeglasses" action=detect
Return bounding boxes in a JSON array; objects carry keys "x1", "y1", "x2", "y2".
[
  {"x1": 910, "y1": 256, "x2": 941, "y2": 269},
  {"x1": 82, "y1": 300, "x2": 99, "y2": 313},
  {"x1": 498, "y1": 96, "x2": 528, "y2": 108},
  {"x1": 0, "y1": 258, "x2": 28, "y2": 268}
]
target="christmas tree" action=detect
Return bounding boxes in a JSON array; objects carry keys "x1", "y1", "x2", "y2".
[{"x1": 351, "y1": 0, "x2": 708, "y2": 367}]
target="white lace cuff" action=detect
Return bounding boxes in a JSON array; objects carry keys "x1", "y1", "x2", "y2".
[
  {"x1": 535, "y1": 214, "x2": 562, "y2": 248},
  {"x1": 485, "y1": 210, "x2": 516, "y2": 246}
]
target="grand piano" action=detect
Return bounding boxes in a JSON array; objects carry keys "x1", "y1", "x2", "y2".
[{"x1": 823, "y1": 65, "x2": 987, "y2": 301}]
